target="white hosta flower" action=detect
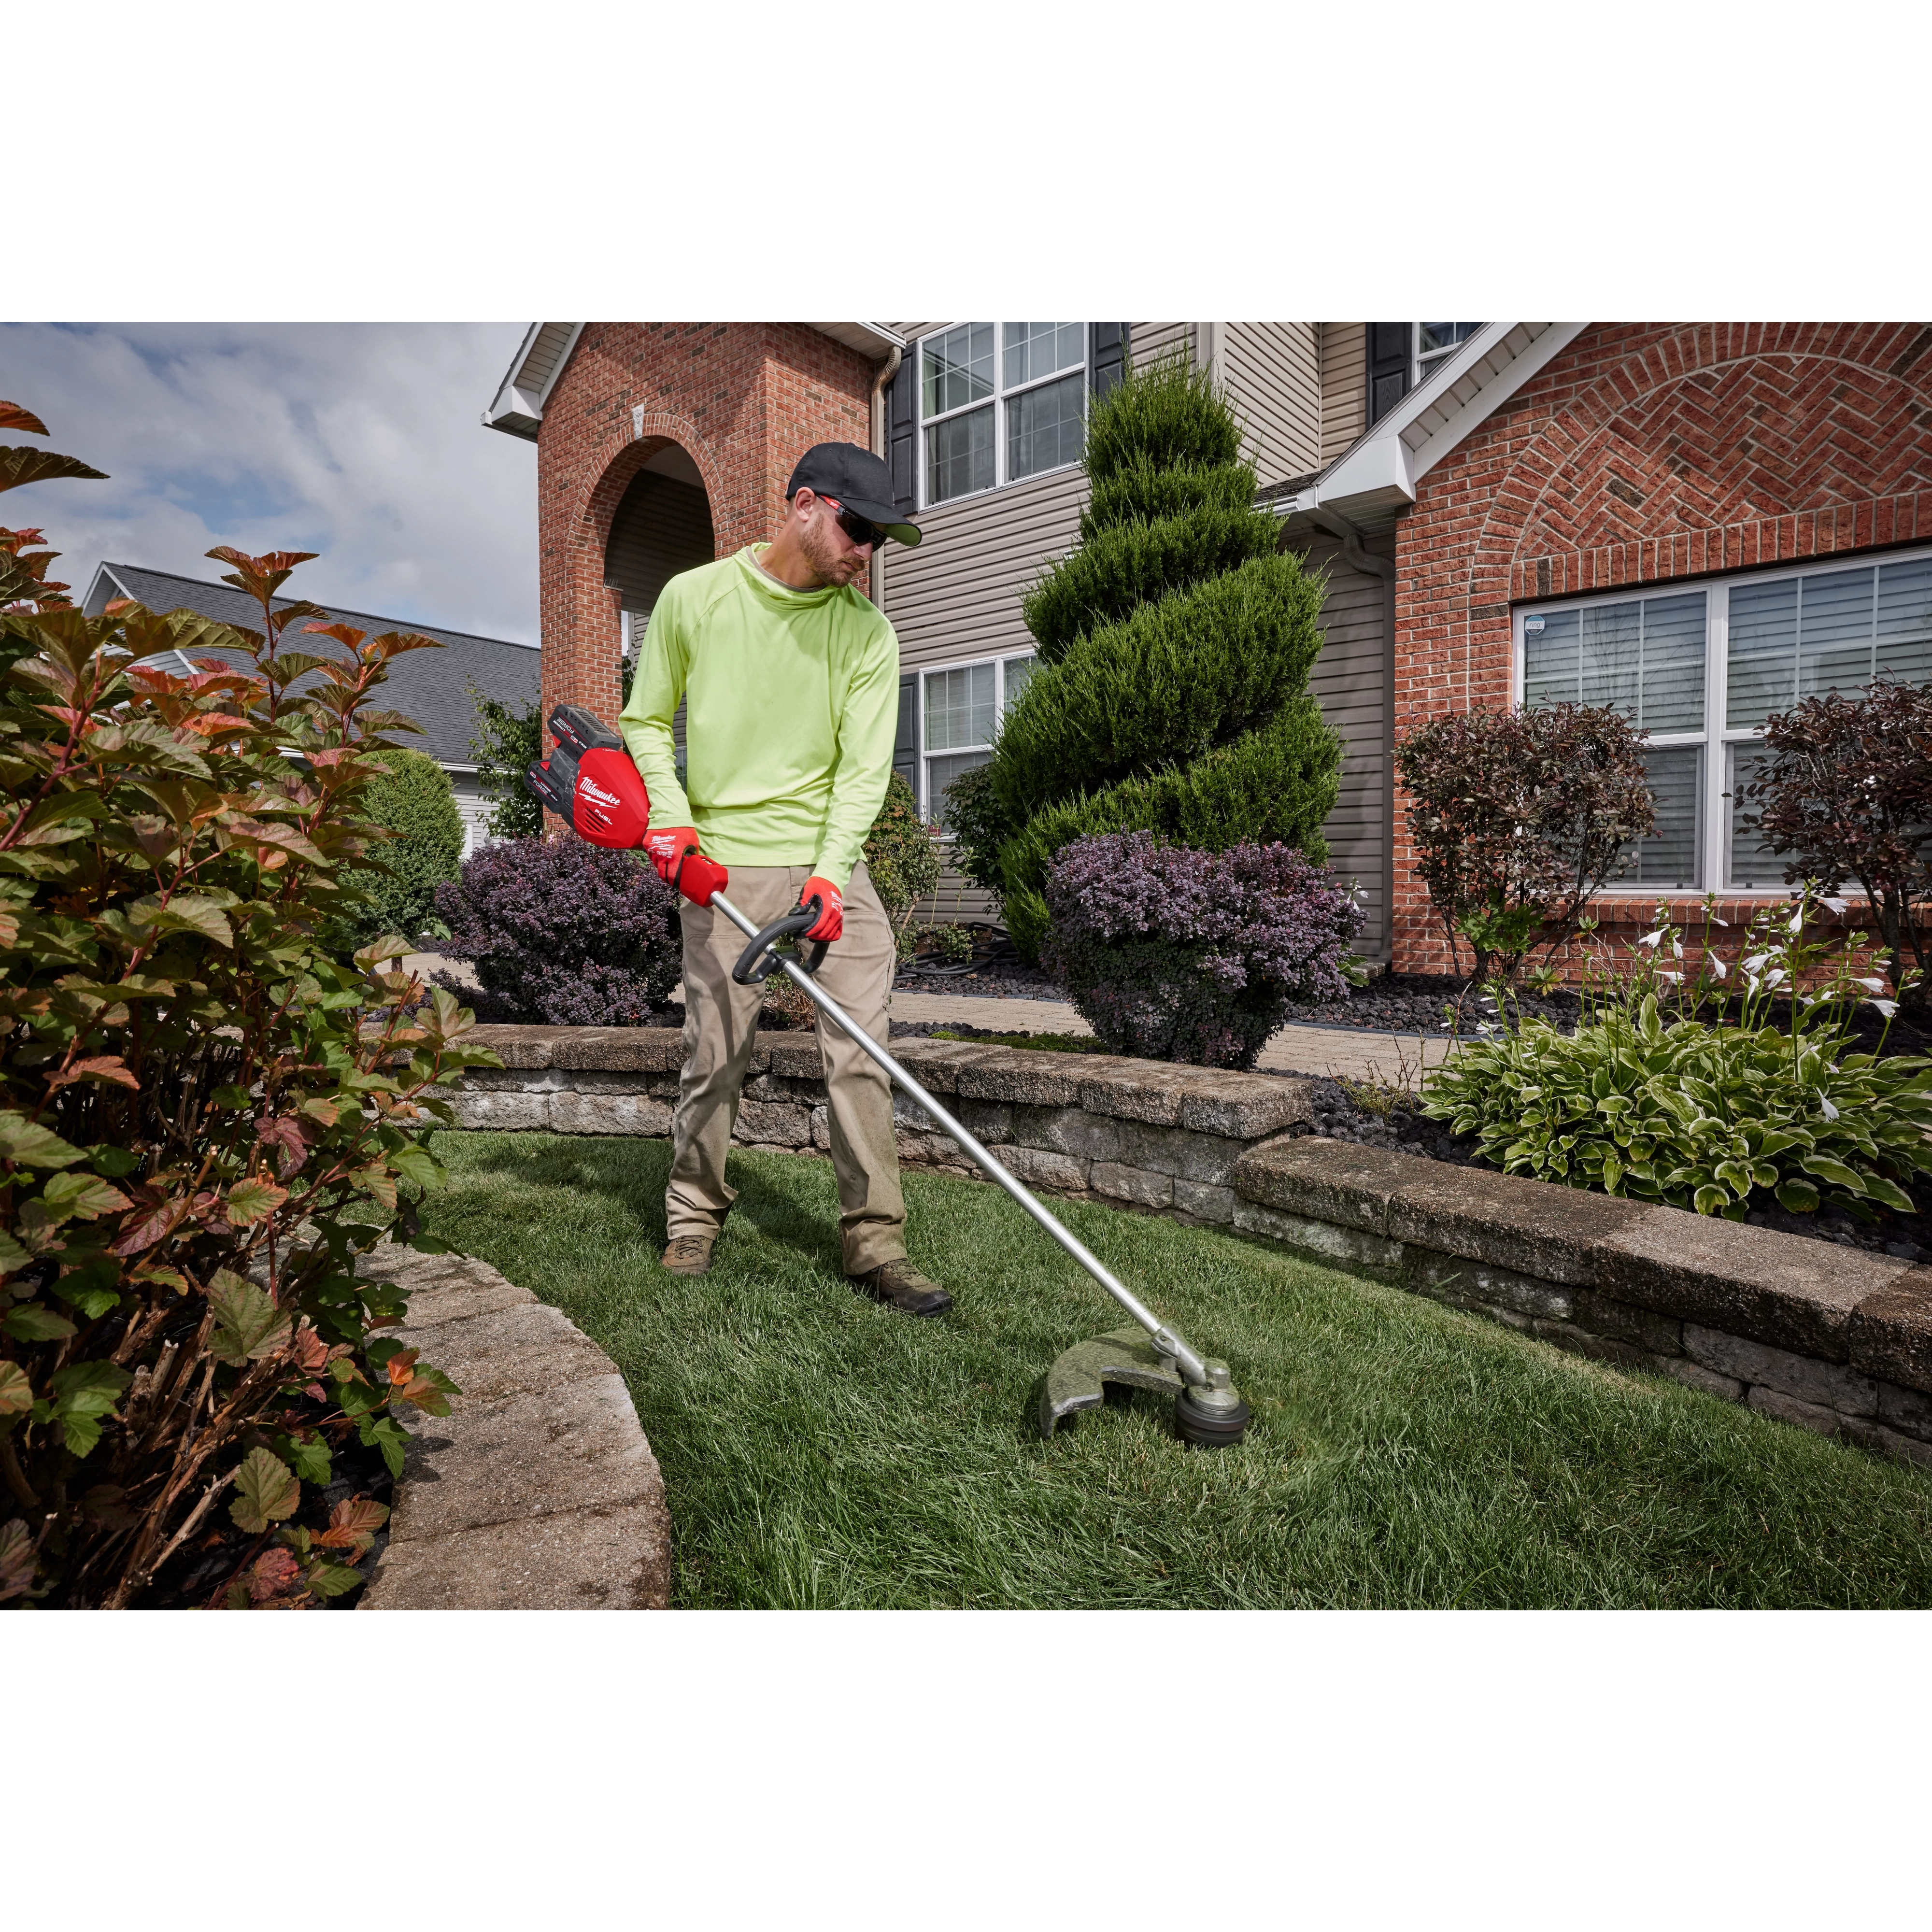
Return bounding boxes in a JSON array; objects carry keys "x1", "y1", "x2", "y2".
[
  {"x1": 1858, "y1": 977, "x2": 1886, "y2": 992},
  {"x1": 1869, "y1": 998, "x2": 1899, "y2": 1018},
  {"x1": 1824, "y1": 896, "x2": 1849, "y2": 914},
  {"x1": 1742, "y1": 952, "x2": 1771, "y2": 972},
  {"x1": 1638, "y1": 928, "x2": 1666, "y2": 949},
  {"x1": 1788, "y1": 912, "x2": 1805, "y2": 935},
  {"x1": 1818, "y1": 1094, "x2": 1841, "y2": 1121},
  {"x1": 1709, "y1": 958, "x2": 1729, "y2": 980}
]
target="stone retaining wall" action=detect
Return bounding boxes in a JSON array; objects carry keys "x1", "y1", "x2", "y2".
[{"x1": 453, "y1": 1025, "x2": 1932, "y2": 1470}]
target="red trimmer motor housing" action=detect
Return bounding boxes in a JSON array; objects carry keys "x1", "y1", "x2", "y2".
[{"x1": 526, "y1": 705, "x2": 651, "y2": 848}]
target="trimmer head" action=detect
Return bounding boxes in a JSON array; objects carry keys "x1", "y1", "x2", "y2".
[{"x1": 1038, "y1": 1326, "x2": 1251, "y2": 1447}]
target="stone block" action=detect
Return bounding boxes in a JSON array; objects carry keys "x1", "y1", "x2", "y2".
[
  {"x1": 762, "y1": 1034, "x2": 826, "y2": 1080},
  {"x1": 549, "y1": 1091, "x2": 674, "y2": 1137},
  {"x1": 1090, "y1": 1162, "x2": 1173, "y2": 1209},
  {"x1": 464, "y1": 1065, "x2": 561, "y2": 1092},
  {"x1": 1176, "y1": 1072, "x2": 1314, "y2": 1141},
  {"x1": 394, "y1": 1301, "x2": 612, "y2": 1410},
  {"x1": 552, "y1": 1028, "x2": 687, "y2": 1074},
  {"x1": 1682, "y1": 1325, "x2": 1879, "y2": 1415},
  {"x1": 360, "y1": 1499, "x2": 670, "y2": 1611},
  {"x1": 990, "y1": 1145, "x2": 1088, "y2": 1193},
  {"x1": 1841, "y1": 1420, "x2": 1932, "y2": 1473},
  {"x1": 954, "y1": 1098, "x2": 1013, "y2": 1145},
  {"x1": 957, "y1": 1051, "x2": 1089, "y2": 1108},
  {"x1": 1746, "y1": 1386, "x2": 1842, "y2": 1436},
  {"x1": 388, "y1": 1373, "x2": 658, "y2": 1544},
  {"x1": 1013, "y1": 1105, "x2": 1122, "y2": 1165},
  {"x1": 1847, "y1": 1267, "x2": 1932, "y2": 1395},
  {"x1": 1534, "y1": 1322, "x2": 1650, "y2": 1371},
  {"x1": 732, "y1": 1099, "x2": 810, "y2": 1148},
  {"x1": 1654, "y1": 1357, "x2": 1745, "y2": 1402},
  {"x1": 1231, "y1": 1136, "x2": 1407, "y2": 1235},
  {"x1": 449, "y1": 1090, "x2": 551, "y2": 1132},
  {"x1": 469, "y1": 1023, "x2": 568, "y2": 1069},
  {"x1": 1595, "y1": 1212, "x2": 1906, "y2": 1359},
  {"x1": 1232, "y1": 1198, "x2": 1406, "y2": 1275},
  {"x1": 810, "y1": 1104, "x2": 831, "y2": 1151},
  {"x1": 889, "y1": 1039, "x2": 1010, "y2": 1095},
  {"x1": 568, "y1": 1069, "x2": 658, "y2": 1095},
  {"x1": 1408, "y1": 1252, "x2": 1572, "y2": 1322},
  {"x1": 896, "y1": 1127, "x2": 962, "y2": 1168},
  {"x1": 1386, "y1": 1163, "x2": 1650, "y2": 1288},
  {"x1": 1570, "y1": 1289, "x2": 1683, "y2": 1357},
  {"x1": 1173, "y1": 1179, "x2": 1236, "y2": 1222},
  {"x1": 389, "y1": 1271, "x2": 539, "y2": 1331},
  {"x1": 1079, "y1": 1063, "x2": 1194, "y2": 1126},
  {"x1": 1876, "y1": 1380, "x2": 1932, "y2": 1443}
]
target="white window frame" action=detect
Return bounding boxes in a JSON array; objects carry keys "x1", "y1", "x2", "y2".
[
  {"x1": 1512, "y1": 541, "x2": 1932, "y2": 896},
  {"x1": 915, "y1": 324, "x2": 1090, "y2": 511},
  {"x1": 1414, "y1": 323, "x2": 1482, "y2": 388},
  {"x1": 916, "y1": 649, "x2": 1038, "y2": 828}
]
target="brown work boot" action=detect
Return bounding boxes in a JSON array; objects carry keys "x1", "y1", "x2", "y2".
[
  {"x1": 660, "y1": 1235, "x2": 716, "y2": 1277},
  {"x1": 847, "y1": 1259, "x2": 952, "y2": 1317}
]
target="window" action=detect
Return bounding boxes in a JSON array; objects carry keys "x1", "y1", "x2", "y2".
[
  {"x1": 919, "y1": 651, "x2": 1036, "y2": 828},
  {"x1": 1516, "y1": 547, "x2": 1932, "y2": 892},
  {"x1": 919, "y1": 324, "x2": 1088, "y2": 507},
  {"x1": 1415, "y1": 323, "x2": 1481, "y2": 385}
]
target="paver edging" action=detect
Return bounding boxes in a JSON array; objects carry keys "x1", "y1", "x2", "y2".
[
  {"x1": 353, "y1": 1243, "x2": 670, "y2": 1611},
  {"x1": 452, "y1": 1024, "x2": 1932, "y2": 1472}
]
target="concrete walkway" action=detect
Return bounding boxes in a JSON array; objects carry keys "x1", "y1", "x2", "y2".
[{"x1": 887, "y1": 988, "x2": 1456, "y2": 1087}]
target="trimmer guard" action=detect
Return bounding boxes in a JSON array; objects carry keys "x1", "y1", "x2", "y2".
[{"x1": 1037, "y1": 1326, "x2": 1187, "y2": 1436}]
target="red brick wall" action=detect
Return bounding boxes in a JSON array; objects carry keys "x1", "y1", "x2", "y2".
[
  {"x1": 535, "y1": 324, "x2": 875, "y2": 733},
  {"x1": 1391, "y1": 322, "x2": 1932, "y2": 974}
]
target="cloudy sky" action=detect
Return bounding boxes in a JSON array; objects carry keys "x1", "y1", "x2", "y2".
[{"x1": 2, "y1": 324, "x2": 538, "y2": 642}]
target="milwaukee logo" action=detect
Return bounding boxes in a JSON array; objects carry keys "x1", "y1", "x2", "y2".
[{"x1": 579, "y1": 777, "x2": 622, "y2": 808}]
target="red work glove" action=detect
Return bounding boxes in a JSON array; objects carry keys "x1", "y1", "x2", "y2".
[
  {"x1": 801, "y1": 876, "x2": 843, "y2": 943},
  {"x1": 643, "y1": 825, "x2": 699, "y2": 888}
]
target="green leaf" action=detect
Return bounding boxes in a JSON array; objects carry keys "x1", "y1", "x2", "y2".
[
  {"x1": 1862, "y1": 1174, "x2": 1918, "y2": 1214},
  {"x1": 224, "y1": 1176, "x2": 289, "y2": 1226},
  {"x1": 388, "y1": 1143, "x2": 444, "y2": 1191},
  {"x1": 38, "y1": 1170, "x2": 132, "y2": 1224},
  {"x1": 285, "y1": 1434, "x2": 332, "y2": 1486},
  {"x1": 58, "y1": 1413, "x2": 104, "y2": 1458},
  {"x1": 1693, "y1": 1185, "x2": 1729, "y2": 1216},
  {"x1": 1801, "y1": 1154, "x2": 1868, "y2": 1193},
  {"x1": 358, "y1": 1412, "x2": 410, "y2": 1478},
  {"x1": 303, "y1": 1561, "x2": 365, "y2": 1599},
  {"x1": 1, "y1": 1305, "x2": 76, "y2": 1342},
  {"x1": 0, "y1": 1110, "x2": 85, "y2": 1168},
  {"x1": 0, "y1": 1361, "x2": 33, "y2": 1416},
  {"x1": 207, "y1": 1268, "x2": 291, "y2": 1366},
  {"x1": 0, "y1": 1229, "x2": 29, "y2": 1274},
  {"x1": 229, "y1": 1448, "x2": 301, "y2": 1534}
]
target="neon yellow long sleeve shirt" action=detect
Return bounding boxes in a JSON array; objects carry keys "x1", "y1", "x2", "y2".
[{"x1": 618, "y1": 546, "x2": 899, "y2": 888}]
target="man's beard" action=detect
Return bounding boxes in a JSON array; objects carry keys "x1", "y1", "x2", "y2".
[{"x1": 800, "y1": 522, "x2": 862, "y2": 587}]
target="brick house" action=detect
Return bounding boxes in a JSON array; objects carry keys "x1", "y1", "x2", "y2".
[{"x1": 486, "y1": 321, "x2": 1932, "y2": 972}]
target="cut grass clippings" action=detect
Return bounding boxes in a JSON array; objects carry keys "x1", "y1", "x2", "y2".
[{"x1": 425, "y1": 1133, "x2": 1932, "y2": 1609}]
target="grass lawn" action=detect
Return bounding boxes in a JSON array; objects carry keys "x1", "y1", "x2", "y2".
[{"x1": 425, "y1": 1132, "x2": 1932, "y2": 1609}]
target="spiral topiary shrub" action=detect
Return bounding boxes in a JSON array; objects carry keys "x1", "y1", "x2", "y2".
[
  {"x1": 333, "y1": 745, "x2": 465, "y2": 951},
  {"x1": 975, "y1": 353, "x2": 1342, "y2": 960},
  {"x1": 1042, "y1": 833, "x2": 1362, "y2": 1068},
  {"x1": 432, "y1": 837, "x2": 682, "y2": 1026}
]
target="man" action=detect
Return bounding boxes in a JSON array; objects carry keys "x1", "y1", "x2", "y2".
[{"x1": 620, "y1": 443, "x2": 952, "y2": 1316}]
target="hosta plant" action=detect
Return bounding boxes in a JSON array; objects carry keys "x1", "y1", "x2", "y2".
[
  {"x1": 0, "y1": 404, "x2": 498, "y2": 1608},
  {"x1": 1422, "y1": 891, "x2": 1932, "y2": 1220}
]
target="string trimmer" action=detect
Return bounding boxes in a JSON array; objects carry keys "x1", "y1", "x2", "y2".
[{"x1": 523, "y1": 709, "x2": 1252, "y2": 1447}]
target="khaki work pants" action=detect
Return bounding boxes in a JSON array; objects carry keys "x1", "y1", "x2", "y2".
[{"x1": 667, "y1": 862, "x2": 905, "y2": 1274}]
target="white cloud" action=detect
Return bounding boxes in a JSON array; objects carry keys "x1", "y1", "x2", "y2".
[{"x1": 1, "y1": 324, "x2": 537, "y2": 642}]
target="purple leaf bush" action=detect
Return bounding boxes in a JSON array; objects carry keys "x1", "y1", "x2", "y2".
[
  {"x1": 433, "y1": 836, "x2": 682, "y2": 1026},
  {"x1": 1042, "y1": 832, "x2": 1362, "y2": 1068}
]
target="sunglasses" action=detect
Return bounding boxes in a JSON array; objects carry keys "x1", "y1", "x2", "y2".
[{"x1": 819, "y1": 496, "x2": 887, "y2": 551}]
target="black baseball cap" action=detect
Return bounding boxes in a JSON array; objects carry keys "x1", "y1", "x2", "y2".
[{"x1": 785, "y1": 442, "x2": 923, "y2": 548}]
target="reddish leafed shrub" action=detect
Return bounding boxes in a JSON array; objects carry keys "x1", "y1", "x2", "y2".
[
  {"x1": 1740, "y1": 680, "x2": 1932, "y2": 1012},
  {"x1": 433, "y1": 836, "x2": 682, "y2": 1026},
  {"x1": 1395, "y1": 704, "x2": 1655, "y2": 985},
  {"x1": 1042, "y1": 832, "x2": 1361, "y2": 1068}
]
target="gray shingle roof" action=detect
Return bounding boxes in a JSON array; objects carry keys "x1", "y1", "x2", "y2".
[{"x1": 85, "y1": 563, "x2": 541, "y2": 769}]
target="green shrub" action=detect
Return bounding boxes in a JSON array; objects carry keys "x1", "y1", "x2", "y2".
[
  {"x1": 335, "y1": 746, "x2": 464, "y2": 949},
  {"x1": 861, "y1": 771, "x2": 939, "y2": 955},
  {"x1": 0, "y1": 419, "x2": 497, "y2": 1609},
  {"x1": 976, "y1": 351, "x2": 1342, "y2": 962},
  {"x1": 467, "y1": 679, "x2": 543, "y2": 843},
  {"x1": 1421, "y1": 891, "x2": 1932, "y2": 1219}
]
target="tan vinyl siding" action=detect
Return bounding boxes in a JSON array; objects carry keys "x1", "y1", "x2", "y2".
[
  {"x1": 1319, "y1": 323, "x2": 1367, "y2": 465},
  {"x1": 1222, "y1": 323, "x2": 1321, "y2": 487},
  {"x1": 1128, "y1": 320, "x2": 1192, "y2": 370},
  {"x1": 1296, "y1": 532, "x2": 1392, "y2": 956}
]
